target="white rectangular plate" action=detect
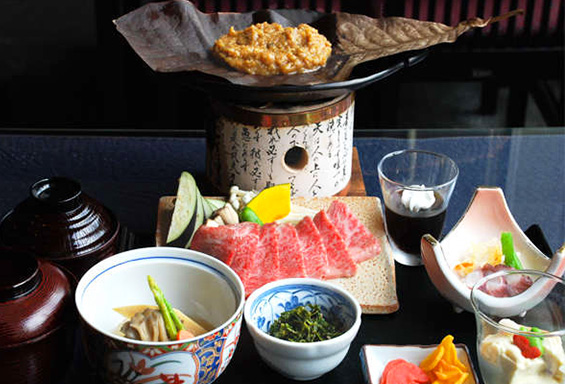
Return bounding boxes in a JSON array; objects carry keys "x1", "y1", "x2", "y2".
[{"x1": 360, "y1": 343, "x2": 480, "y2": 384}]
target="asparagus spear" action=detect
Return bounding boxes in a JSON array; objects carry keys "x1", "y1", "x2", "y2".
[
  {"x1": 147, "y1": 275, "x2": 179, "y2": 340},
  {"x1": 164, "y1": 296, "x2": 185, "y2": 333},
  {"x1": 501, "y1": 232, "x2": 523, "y2": 270}
]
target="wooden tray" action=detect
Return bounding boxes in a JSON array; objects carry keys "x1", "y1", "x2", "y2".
[{"x1": 156, "y1": 196, "x2": 398, "y2": 315}]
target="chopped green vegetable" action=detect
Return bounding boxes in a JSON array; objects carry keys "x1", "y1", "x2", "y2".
[
  {"x1": 501, "y1": 232, "x2": 523, "y2": 270},
  {"x1": 148, "y1": 275, "x2": 181, "y2": 340},
  {"x1": 521, "y1": 326, "x2": 545, "y2": 355},
  {"x1": 239, "y1": 206, "x2": 263, "y2": 225},
  {"x1": 268, "y1": 304, "x2": 343, "y2": 342}
]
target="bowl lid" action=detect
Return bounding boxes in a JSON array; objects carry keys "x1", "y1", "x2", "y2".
[
  {"x1": 0, "y1": 177, "x2": 119, "y2": 260},
  {"x1": 0, "y1": 250, "x2": 41, "y2": 301},
  {"x1": 0, "y1": 249, "x2": 72, "y2": 347}
]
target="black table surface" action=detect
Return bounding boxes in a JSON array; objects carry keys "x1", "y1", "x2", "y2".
[{"x1": 0, "y1": 128, "x2": 563, "y2": 383}]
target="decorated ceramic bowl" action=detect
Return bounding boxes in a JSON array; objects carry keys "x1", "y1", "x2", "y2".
[
  {"x1": 75, "y1": 247, "x2": 245, "y2": 384},
  {"x1": 244, "y1": 278, "x2": 362, "y2": 381},
  {"x1": 421, "y1": 186, "x2": 565, "y2": 313},
  {"x1": 0, "y1": 177, "x2": 120, "y2": 278}
]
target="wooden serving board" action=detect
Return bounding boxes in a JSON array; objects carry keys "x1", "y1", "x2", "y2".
[
  {"x1": 156, "y1": 196, "x2": 398, "y2": 315},
  {"x1": 336, "y1": 147, "x2": 367, "y2": 197}
]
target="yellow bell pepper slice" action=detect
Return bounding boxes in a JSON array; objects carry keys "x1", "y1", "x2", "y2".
[{"x1": 246, "y1": 184, "x2": 291, "y2": 223}]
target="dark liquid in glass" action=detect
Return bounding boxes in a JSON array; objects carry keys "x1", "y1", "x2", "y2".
[{"x1": 384, "y1": 191, "x2": 446, "y2": 255}]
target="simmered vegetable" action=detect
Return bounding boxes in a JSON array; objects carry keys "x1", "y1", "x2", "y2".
[
  {"x1": 268, "y1": 304, "x2": 343, "y2": 342},
  {"x1": 148, "y1": 275, "x2": 184, "y2": 340}
]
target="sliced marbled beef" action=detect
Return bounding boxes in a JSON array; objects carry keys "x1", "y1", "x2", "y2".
[
  {"x1": 313, "y1": 210, "x2": 357, "y2": 278},
  {"x1": 276, "y1": 223, "x2": 307, "y2": 279},
  {"x1": 191, "y1": 222, "x2": 261, "y2": 280},
  {"x1": 326, "y1": 200, "x2": 381, "y2": 263},
  {"x1": 245, "y1": 223, "x2": 280, "y2": 294},
  {"x1": 295, "y1": 216, "x2": 329, "y2": 279}
]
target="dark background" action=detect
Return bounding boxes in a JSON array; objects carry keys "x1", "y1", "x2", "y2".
[{"x1": 1, "y1": 0, "x2": 563, "y2": 133}]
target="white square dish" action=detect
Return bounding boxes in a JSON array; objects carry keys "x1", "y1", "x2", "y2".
[{"x1": 360, "y1": 343, "x2": 480, "y2": 384}]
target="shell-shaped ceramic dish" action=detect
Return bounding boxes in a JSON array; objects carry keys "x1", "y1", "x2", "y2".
[{"x1": 421, "y1": 186, "x2": 565, "y2": 313}]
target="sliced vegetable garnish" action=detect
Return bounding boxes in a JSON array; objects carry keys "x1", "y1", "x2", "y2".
[
  {"x1": 167, "y1": 171, "x2": 212, "y2": 247},
  {"x1": 167, "y1": 171, "x2": 199, "y2": 246},
  {"x1": 527, "y1": 327, "x2": 545, "y2": 354},
  {"x1": 246, "y1": 183, "x2": 291, "y2": 223},
  {"x1": 513, "y1": 334, "x2": 542, "y2": 359},
  {"x1": 514, "y1": 326, "x2": 545, "y2": 358},
  {"x1": 501, "y1": 232, "x2": 523, "y2": 270},
  {"x1": 239, "y1": 206, "x2": 263, "y2": 225}
]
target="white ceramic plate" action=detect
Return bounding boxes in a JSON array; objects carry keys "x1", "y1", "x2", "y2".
[{"x1": 360, "y1": 344, "x2": 480, "y2": 384}]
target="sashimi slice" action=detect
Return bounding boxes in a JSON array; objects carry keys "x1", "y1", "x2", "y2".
[
  {"x1": 245, "y1": 223, "x2": 280, "y2": 295},
  {"x1": 276, "y1": 223, "x2": 307, "y2": 279},
  {"x1": 295, "y1": 216, "x2": 329, "y2": 279},
  {"x1": 326, "y1": 200, "x2": 381, "y2": 263},
  {"x1": 313, "y1": 210, "x2": 357, "y2": 278}
]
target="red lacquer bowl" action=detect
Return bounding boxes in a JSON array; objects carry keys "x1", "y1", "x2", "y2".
[
  {"x1": 0, "y1": 249, "x2": 74, "y2": 384},
  {"x1": 0, "y1": 177, "x2": 120, "y2": 279}
]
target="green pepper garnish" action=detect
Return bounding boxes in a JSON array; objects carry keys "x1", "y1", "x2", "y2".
[
  {"x1": 502, "y1": 232, "x2": 523, "y2": 270},
  {"x1": 239, "y1": 206, "x2": 264, "y2": 225}
]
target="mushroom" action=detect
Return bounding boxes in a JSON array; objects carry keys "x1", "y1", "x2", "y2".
[
  {"x1": 209, "y1": 203, "x2": 239, "y2": 226},
  {"x1": 204, "y1": 218, "x2": 220, "y2": 227}
]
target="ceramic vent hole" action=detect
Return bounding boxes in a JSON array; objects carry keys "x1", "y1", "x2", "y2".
[{"x1": 283, "y1": 146, "x2": 309, "y2": 172}]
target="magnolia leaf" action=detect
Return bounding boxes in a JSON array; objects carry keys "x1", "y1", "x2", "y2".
[
  {"x1": 330, "y1": 9, "x2": 523, "y2": 81},
  {"x1": 115, "y1": 1, "x2": 523, "y2": 86}
]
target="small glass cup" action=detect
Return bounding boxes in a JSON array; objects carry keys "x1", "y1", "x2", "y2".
[
  {"x1": 471, "y1": 270, "x2": 565, "y2": 384},
  {"x1": 378, "y1": 149, "x2": 458, "y2": 266}
]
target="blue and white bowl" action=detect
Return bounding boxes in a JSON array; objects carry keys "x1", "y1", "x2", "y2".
[
  {"x1": 244, "y1": 278, "x2": 362, "y2": 381},
  {"x1": 75, "y1": 246, "x2": 245, "y2": 384}
]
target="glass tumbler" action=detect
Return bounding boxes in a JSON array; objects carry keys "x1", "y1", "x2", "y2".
[
  {"x1": 471, "y1": 269, "x2": 565, "y2": 384},
  {"x1": 378, "y1": 149, "x2": 458, "y2": 266}
]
